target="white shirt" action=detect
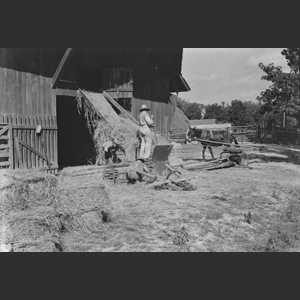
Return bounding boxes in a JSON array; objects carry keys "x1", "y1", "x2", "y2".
[{"x1": 139, "y1": 111, "x2": 154, "y2": 127}]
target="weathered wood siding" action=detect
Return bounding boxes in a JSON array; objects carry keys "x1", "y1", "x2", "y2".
[
  {"x1": 131, "y1": 62, "x2": 177, "y2": 139},
  {"x1": 0, "y1": 67, "x2": 58, "y2": 169},
  {"x1": 0, "y1": 68, "x2": 56, "y2": 120}
]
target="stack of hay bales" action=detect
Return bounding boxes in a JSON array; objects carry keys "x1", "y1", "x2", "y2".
[
  {"x1": 0, "y1": 170, "x2": 61, "y2": 252},
  {"x1": 0, "y1": 167, "x2": 114, "y2": 252},
  {"x1": 169, "y1": 108, "x2": 190, "y2": 144}
]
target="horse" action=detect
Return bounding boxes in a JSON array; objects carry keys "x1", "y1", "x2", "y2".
[{"x1": 186, "y1": 126, "x2": 238, "y2": 161}]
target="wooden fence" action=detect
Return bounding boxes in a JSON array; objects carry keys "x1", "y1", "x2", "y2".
[
  {"x1": 257, "y1": 124, "x2": 299, "y2": 144},
  {"x1": 0, "y1": 114, "x2": 58, "y2": 170},
  {"x1": 230, "y1": 126, "x2": 257, "y2": 143}
]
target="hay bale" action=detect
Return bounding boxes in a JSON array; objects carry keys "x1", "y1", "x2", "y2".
[
  {"x1": 56, "y1": 169, "x2": 113, "y2": 252},
  {"x1": 0, "y1": 170, "x2": 62, "y2": 252},
  {"x1": 1, "y1": 168, "x2": 114, "y2": 252}
]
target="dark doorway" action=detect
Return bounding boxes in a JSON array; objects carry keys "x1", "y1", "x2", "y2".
[{"x1": 56, "y1": 96, "x2": 96, "y2": 168}]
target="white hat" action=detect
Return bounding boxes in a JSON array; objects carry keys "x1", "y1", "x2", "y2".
[{"x1": 140, "y1": 104, "x2": 151, "y2": 111}]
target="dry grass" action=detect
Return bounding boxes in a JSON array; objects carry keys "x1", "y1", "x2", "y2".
[
  {"x1": 2, "y1": 144, "x2": 299, "y2": 252},
  {"x1": 261, "y1": 198, "x2": 300, "y2": 252}
]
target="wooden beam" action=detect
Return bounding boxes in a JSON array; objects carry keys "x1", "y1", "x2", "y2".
[
  {"x1": 52, "y1": 48, "x2": 75, "y2": 89},
  {"x1": 102, "y1": 91, "x2": 139, "y2": 126},
  {"x1": 12, "y1": 125, "x2": 58, "y2": 130},
  {"x1": 0, "y1": 125, "x2": 9, "y2": 137},
  {"x1": 55, "y1": 89, "x2": 78, "y2": 97}
]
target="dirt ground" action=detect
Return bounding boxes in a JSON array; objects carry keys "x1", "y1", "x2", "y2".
[
  {"x1": 1, "y1": 143, "x2": 299, "y2": 252},
  {"x1": 84, "y1": 143, "x2": 300, "y2": 252}
]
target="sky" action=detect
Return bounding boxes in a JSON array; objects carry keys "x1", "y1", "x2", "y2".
[{"x1": 179, "y1": 48, "x2": 290, "y2": 106}]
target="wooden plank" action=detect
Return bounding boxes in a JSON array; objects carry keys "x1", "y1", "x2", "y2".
[
  {"x1": 8, "y1": 124, "x2": 13, "y2": 169},
  {"x1": 55, "y1": 89, "x2": 78, "y2": 97},
  {"x1": 12, "y1": 125, "x2": 57, "y2": 130},
  {"x1": 33, "y1": 116, "x2": 39, "y2": 167},
  {"x1": 53, "y1": 116, "x2": 58, "y2": 165},
  {"x1": 14, "y1": 137, "x2": 23, "y2": 168},
  {"x1": 0, "y1": 135, "x2": 9, "y2": 140},
  {"x1": 52, "y1": 48, "x2": 75, "y2": 89},
  {"x1": 18, "y1": 137, "x2": 56, "y2": 166},
  {"x1": 4, "y1": 69, "x2": 11, "y2": 114},
  {"x1": 29, "y1": 116, "x2": 35, "y2": 168},
  {"x1": 78, "y1": 89, "x2": 120, "y2": 125},
  {"x1": 38, "y1": 115, "x2": 43, "y2": 167},
  {"x1": 26, "y1": 116, "x2": 31, "y2": 168},
  {"x1": 46, "y1": 116, "x2": 50, "y2": 164},
  {"x1": 0, "y1": 151, "x2": 10, "y2": 157},
  {"x1": 22, "y1": 115, "x2": 28, "y2": 168},
  {"x1": 0, "y1": 69, "x2": 5, "y2": 113},
  {"x1": 0, "y1": 125, "x2": 9, "y2": 136},
  {"x1": 0, "y1": 145, "x2": 9, "y2": 150},
  {"x1": 50, "y1": 116, "x2": 54, "y2": 162},
  {"x1": 0, "y1": 161, "x2": 10, "y2": 167},
  {"x1": 102, "y1": 90, "x2": 139, "y2": 125}
]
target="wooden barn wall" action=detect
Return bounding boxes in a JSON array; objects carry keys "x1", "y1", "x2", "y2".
[
  {"x1": 0, "y1": 67, "x2": 58, "y2": 169},
  {"x1": 0, "y1": 68, "x2": 56, "y2": 123},
  {"x1": 131, "y1": 61, "x2": 177, "y2": 139}
]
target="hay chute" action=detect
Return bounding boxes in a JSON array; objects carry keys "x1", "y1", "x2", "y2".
[{"x1": 76, "y1": 90, "x2": 140, "y2": 163}]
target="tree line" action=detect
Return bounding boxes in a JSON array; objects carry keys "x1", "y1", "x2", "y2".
[{"x1": 178, "y1": 48, "x2": 299, "y2": 128}]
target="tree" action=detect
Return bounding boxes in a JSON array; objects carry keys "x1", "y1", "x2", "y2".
[
  {"x1": 204, "y1": 103, "x2": 229, "y2": 123},
  {"x1": 243, "y1": 101, "x2": 263, "y2": 125},
  {"x1": 184, "y1": 102, "x2": 203, "y2": 120},
  {"x1": 227, "y1": 100, "x2": 248, "y2": 126},
  {"x1": 177, "y1": 98, "x2": 204, "y2": 120},
  {"x1": 256, "y1": 48, "x2": 300, "y2": 124}
]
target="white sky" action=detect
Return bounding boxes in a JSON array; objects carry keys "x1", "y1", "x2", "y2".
[{"x1": 179, "y1": 48, "x2": 290, "y2": 106}]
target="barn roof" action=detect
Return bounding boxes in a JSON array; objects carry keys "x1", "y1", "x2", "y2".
[{"x1": 0, "y1": 48, "x2": 191, "y2": 93}]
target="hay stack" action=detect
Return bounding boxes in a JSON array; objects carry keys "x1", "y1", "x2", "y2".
[
  {"x1": 169, "y1": 108, "x2": 190, "y2": 143},
  {"x1": 0, "y1": 170, "x2": 62, "y2": 252}
]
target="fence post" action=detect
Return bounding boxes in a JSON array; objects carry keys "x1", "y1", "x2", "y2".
[
  {"x1": 272, "y1": 123, "x2": 275, "y2": 143},
  {"x1": 8, "y1": 124, "x2": 13, "y2": 169},
  {"x1": 256, "y1": 124, "x2": 261, "y2": 144},
  {"x1": 14, "y1": 136, "x2": 23, "y2": 169}
]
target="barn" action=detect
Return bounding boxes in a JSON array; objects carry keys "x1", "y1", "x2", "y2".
[{"x1": 0, "y1": 48, "x2": 190, "y2": 170}]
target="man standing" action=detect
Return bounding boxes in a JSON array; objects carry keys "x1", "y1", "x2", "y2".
[{"x1": 138, "y1": 104, "x2": 155, "y2": 160}]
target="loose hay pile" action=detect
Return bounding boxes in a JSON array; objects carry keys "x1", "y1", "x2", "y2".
[
  {"x1": 76, "y1": 90, "x2": 140, "y2": 162},
  {"x1": 93, "y1": 119, "x2": 140, "y2": 163},
  {"x1": 0, "y1": 168, "x2": 113, "y2": 252}
]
